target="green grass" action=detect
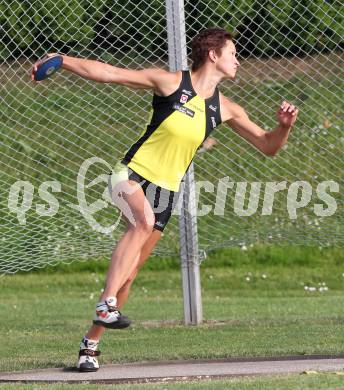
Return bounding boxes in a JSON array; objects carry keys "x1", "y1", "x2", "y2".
[
  {"x1": 1, "y1": 373, "x2": 344, "y2": 389},
  {"x1": 1, "y1": 52, "x2": 343, "y2": 275},
  {"x1": 1, "y1": 246, "x2": 344, "y2": 373}
]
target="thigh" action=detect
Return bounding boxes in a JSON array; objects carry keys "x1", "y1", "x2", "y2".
[
  {"x1": 109, "y1": 164, "x2": 154, "y2": 227},
  {"x1": 121, "y1": 180, "x2": 155, "y2": 228},
  {"x1": 144, "y1": 183, "x2": 180, "y2": 232}
]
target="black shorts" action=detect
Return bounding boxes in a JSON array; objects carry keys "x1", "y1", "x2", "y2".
[{"x1": 109, "y1": 163, "x2": 180, "y2": 231}]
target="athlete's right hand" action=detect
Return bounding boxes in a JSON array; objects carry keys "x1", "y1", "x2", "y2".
[
  {"x1": 31, "y1": 59, "x2": 41, "y2": 81},
  {"x1": 31, "y1": 53, "x2": 59, "y2": 81}
]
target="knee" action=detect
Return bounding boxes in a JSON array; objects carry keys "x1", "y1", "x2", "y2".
[{"x1": 131, "y1": 215, "x2": 155, "y2": 236}]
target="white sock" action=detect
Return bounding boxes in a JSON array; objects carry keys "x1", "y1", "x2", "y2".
[
  {"x1": 96, "y1": 296, "x2": 117, "y2": 309},
  {"x1": 105, "y1": 296, "x2": 117, "y2": 308},
  {"x1": 80, "y1": 336, "x2": 99, "y2": 351}
]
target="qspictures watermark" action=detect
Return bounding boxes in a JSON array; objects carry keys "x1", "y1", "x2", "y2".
[
  {"x1": 7, "y1": 157, "x2": 340, "y2": 232},
  {"x1": 7, "y1": 157, "x2": 122, "y2": 234}
]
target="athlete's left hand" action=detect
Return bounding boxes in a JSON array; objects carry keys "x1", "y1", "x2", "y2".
[{"x1": 277, "y1": 101, "x2": 299, "y2": 129}]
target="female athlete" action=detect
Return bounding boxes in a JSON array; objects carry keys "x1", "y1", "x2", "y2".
[{"x1": 32, "y1": 28, "x2": 298, "y2": 372}]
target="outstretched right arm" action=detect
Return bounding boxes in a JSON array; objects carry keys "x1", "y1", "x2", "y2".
[{"x1": 32, "y1": 54, "x2": 179, "y2": 93}]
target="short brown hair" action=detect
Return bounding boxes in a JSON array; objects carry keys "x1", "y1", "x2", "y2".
[{"x1": 191, "y1": 28, "x2": 233, "y2": 72}]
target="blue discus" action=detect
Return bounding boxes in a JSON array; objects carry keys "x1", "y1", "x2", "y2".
[{"x1": 34, "y1": 54, "x2": 63, "y2": 81}]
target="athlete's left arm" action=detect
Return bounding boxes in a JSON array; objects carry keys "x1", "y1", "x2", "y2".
[{"x1": 222, "y1": 95, "x2": 299, "y2": 156}]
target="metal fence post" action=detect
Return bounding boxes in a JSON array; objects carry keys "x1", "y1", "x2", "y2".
[{"x1": 165, "y1": 0, "x2": 203, "y2": 325}]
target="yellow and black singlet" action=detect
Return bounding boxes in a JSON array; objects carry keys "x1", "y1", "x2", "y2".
[{"x1": 122, "y1": 70, "x2": 222, "y2": 191}]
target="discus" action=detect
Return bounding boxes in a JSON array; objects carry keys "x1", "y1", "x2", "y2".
[{"x1": 33, "y1": 54, "x2": 63, "y2": 81}]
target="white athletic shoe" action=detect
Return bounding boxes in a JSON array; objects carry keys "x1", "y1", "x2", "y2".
[
  {"x1": 77, "y1": 337, "x2": 100, "y2": 372},
  {"x1": 93, "y1": 296, "x2": 131, "y2": 329}
]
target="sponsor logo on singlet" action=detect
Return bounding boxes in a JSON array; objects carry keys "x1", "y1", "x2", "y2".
[
  {"x1": 209, "y1": 105, "x2": 218, "y2": 112},
  {"x1": 211, "y1": 116, "x2": 216, "y2": 128},
  {"x1": 180, "y1": 94, "x2": 189, "y2": 104},
  {"x1": 173, "y1": 103, "x2": 195, "y2": 117},
  {"x1": 187, "y1": 101, "x2": 204, "y2": 113},
  {"x1": 182, "y1": 89, "x2": 193, "y2": 96}
]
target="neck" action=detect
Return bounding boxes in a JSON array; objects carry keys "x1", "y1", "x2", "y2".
[{"x1": 190, "y1": 66, "x2": 222, "y2": 99}]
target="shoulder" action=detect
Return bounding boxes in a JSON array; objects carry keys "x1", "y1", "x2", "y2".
[
  {"x1": 219, "y1": 92, "x2": 248, "y2": 122},
  {"x1": 152, "y1": 69, "x2": 183, "y2": 96}
]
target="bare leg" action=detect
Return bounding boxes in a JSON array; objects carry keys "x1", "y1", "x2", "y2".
[
  {"x1": 85, "y1": 229, "x2": 162, "y2": 341},
  {"x1": 116, "y1": 229, "x2": 162, "y2": 307},
  {"x1": 82, "y1": 179, "x2": 153, "y2": 340},
  {"x1": 101, "y1": 180, "x2": 155, "y2": 299}
]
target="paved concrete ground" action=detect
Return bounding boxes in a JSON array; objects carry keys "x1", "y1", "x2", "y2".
[{"x1": 1, "y1": 356, "x2": 344, "y2": 384}]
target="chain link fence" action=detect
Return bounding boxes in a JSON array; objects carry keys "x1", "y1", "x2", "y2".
[{"x1": 1, "y1": 0, "x2": 343, "y2": 274}]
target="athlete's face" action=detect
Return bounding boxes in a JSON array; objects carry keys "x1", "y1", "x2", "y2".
[{"x1": 216, "y1": 40, "x2": 240, "y2": 79}]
